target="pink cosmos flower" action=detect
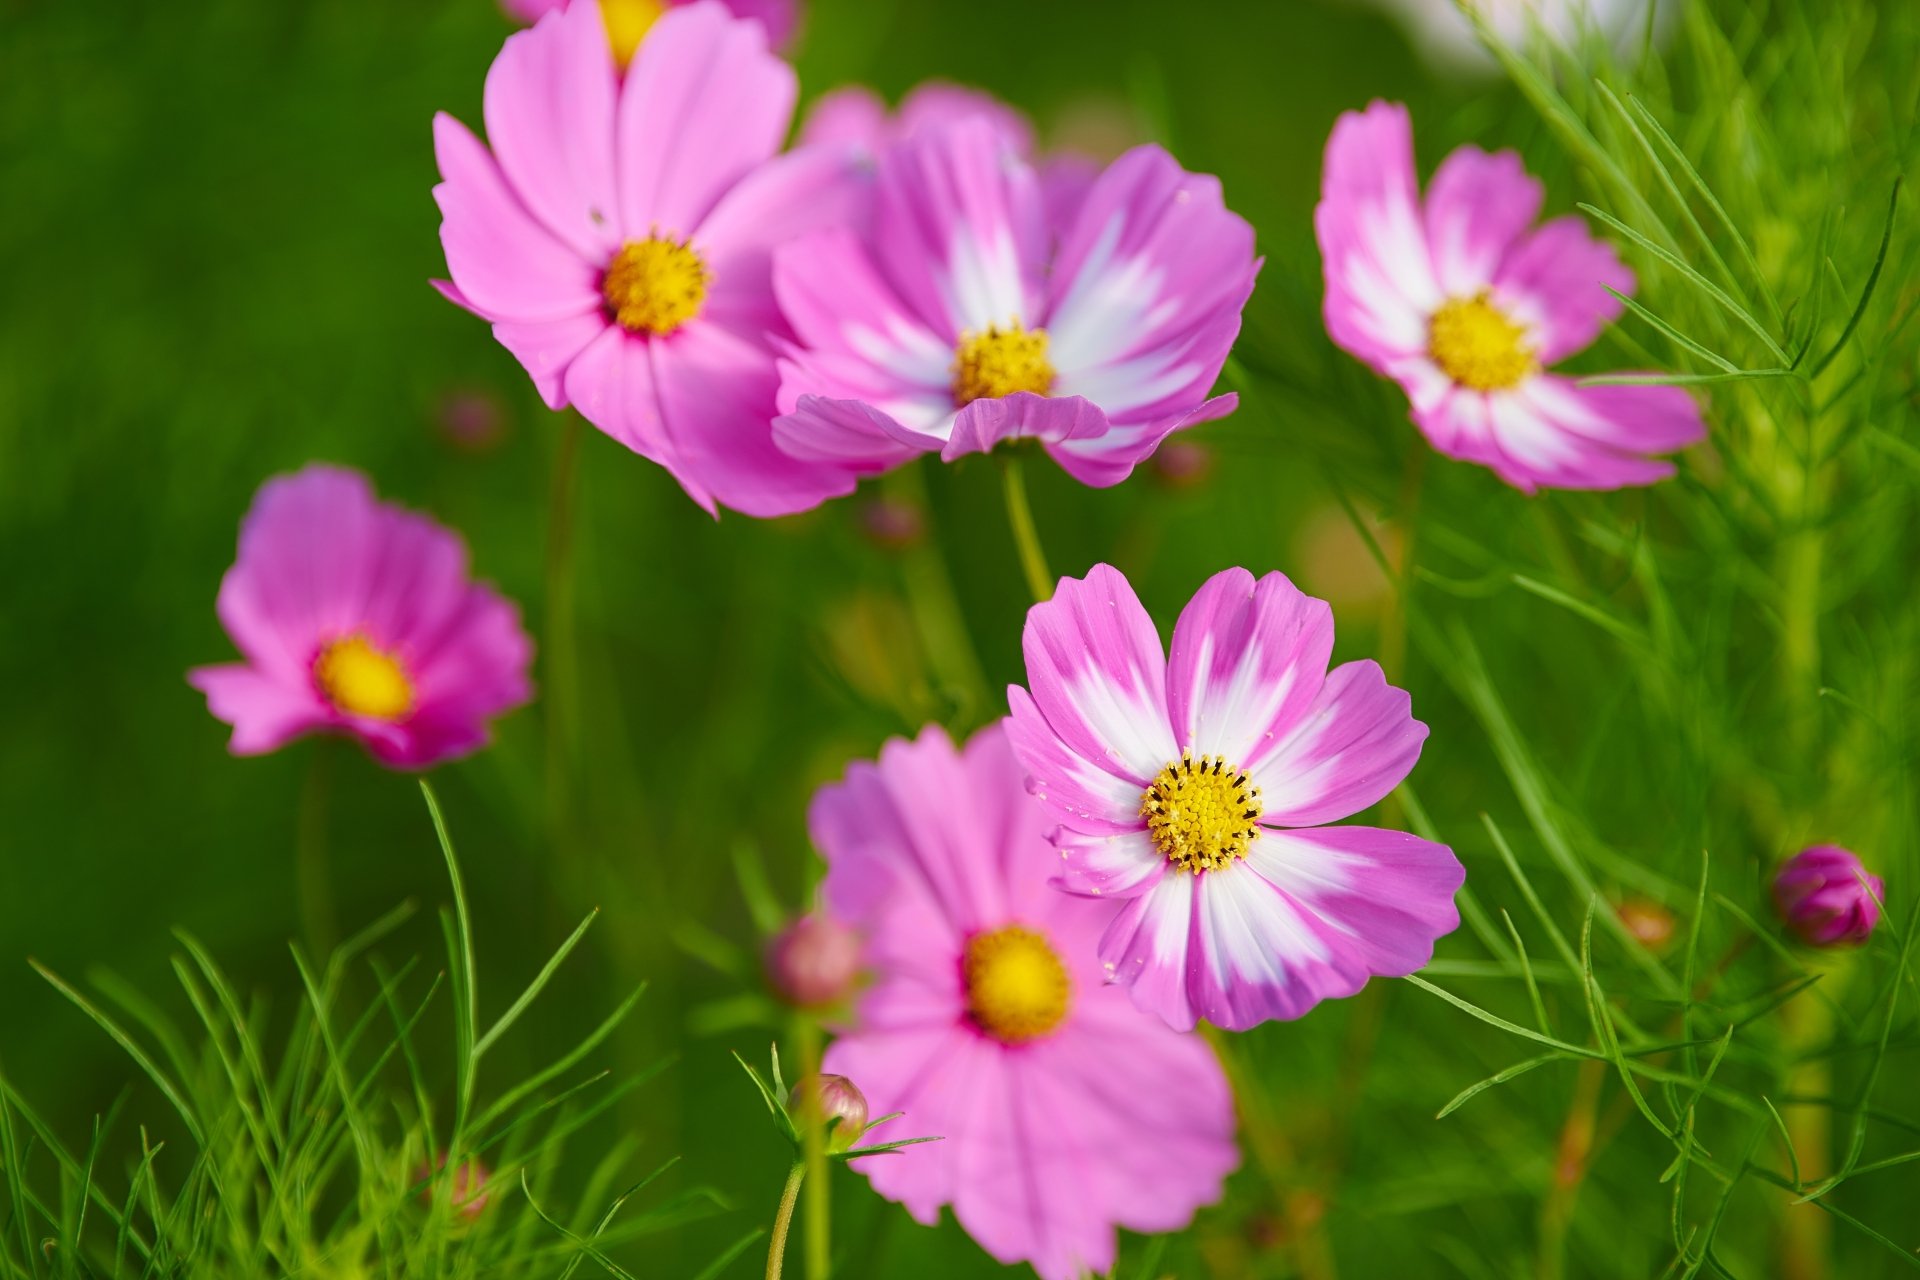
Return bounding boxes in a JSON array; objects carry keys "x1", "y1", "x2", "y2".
[
  {"x1": 1005, "y1": 564, "x2": 1464, "y2": 1032},
  {"x1": 771, "y1": 117, "x2": 1258, "y2": 491},
  {"x1": 189, "y1": 466, "x2": 533, "y2": 770},
  {"x1": 433, "y1": 1, "x2": 863, "y2": 516},
  {"x1": 1316, "y1": 101, "x2": 1705, "y2": 491},
  {"x1": 1774, "y1": 845, "x2": 1884, "y2": 948},
  {"x1": 816, "y1": 724, "x2": 1237, "y2": 1280},
  {"x1": 500, "y1": 0, "x2": 797, "y2": 57}
]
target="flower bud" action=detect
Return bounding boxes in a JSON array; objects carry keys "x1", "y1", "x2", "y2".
[
  {"x1": 858, "y1": 498, "x2": 924, "y2": 551},
  {"x1": 1773, "y1": 845, "x2": 1884, "y2": 947},
  {"x1": 1616, "y1": 898, "x2": 1676, "y2": 953},
  {"x1": 1151, "y1": 440, "x2": 1213, "y2": 489},
  {"x1": 435, "y1": 389, "x2": 506, "y2": 453},
  {"x1": 789, "y1": 1073, "x2": 869, "y2": 1152},
  {"x1": 417, "y1": 1154, "x2": 491, "y2": 1220},
  {"x1": 765, "y1": 913, "x2": 863, "y2": 1009}
]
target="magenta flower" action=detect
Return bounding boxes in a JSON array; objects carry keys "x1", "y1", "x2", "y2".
[
  {"x1": 771, "y1": 117, "x2": 1258, "y2": 490},
  {"x1": 1774, "y1": 845, "x2": 1884, "y2": 947},
  {"x1": 816, "y1": 724, "x2": 1237, "y2": 1280},
  {"x1": 433, "y1": 1, "x2": 863, "y2": 516},
  {"x1": 500, "y1": 0, "x2": 797, "y2": 57},
  {"x1": 189, "y1": 465, "x2": 533, "y2": 770},
  {"x1": 1316, "y1": 101, "x2": 1705, "y2": 491},
  {"x1": 1005, "y1": 564, "x2": 1464, "y2": 1032}
]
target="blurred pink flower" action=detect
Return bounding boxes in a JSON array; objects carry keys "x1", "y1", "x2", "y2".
[
  {"x1": 417, "y1": 1154, "x2": 493, "y2": 1220},
  {"x1": 1316, "y1": 101, "x2": 1704, "y2": 491},
  {"x1": 772, "y1": 119, "x2": 1257, "y2": 490},
  {"x1": 189, "y1": 466, "x2": 532, "y2": 769},
  {"x1": 500, "y1": 0, "x2": 797, "y2": 57},
  {"x1": 765, "y1": 911, "x2": 863, "y2": 1007},
  {"x1": 815, "y1": 724, "x2": 1237, "y2": 1280},
  {"x1": 1006, "y1": 564, "x2": 1463, "y2": 1032},
  {"x1": 1774, "y1": 845, "x2": 1884, "y2": 947},
  {"x1": 433, "y1": 2, "x2": 864, "y2": 516}
]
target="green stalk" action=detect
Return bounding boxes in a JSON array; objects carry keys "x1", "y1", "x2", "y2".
[
  {"x1": 1000, "y1": 454, "x2": 1053, "y2": 604},
  {"x1": 765, "y1": 1161, "x2": 807, "y2": 1280},
  {"x1": 796, "y1": 1018, "x2": 831, "y2": 1279}
]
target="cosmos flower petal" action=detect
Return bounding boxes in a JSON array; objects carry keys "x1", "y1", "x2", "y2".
[
  {"x1": 774, "y1": 229, "x2": 951, "y2": 393},
  {"x1": 432, "y1": 113, "x2": 601, "y2": 322},
  {"x1": 615, "y1": 3, "x2": 795, "y2": 236},
  {"x1": 1098, "y1": 870, "x2": 1200, "y2": 1030},
  {"x1": 1049, "y1": 827, "x2": 1167, "y2": 899},
  {"x1": 771, "y1": 392, "x2": 937, "y2": 470},
  {"x1": 943, "y1": 393, "x2": 1111, "y2": 461},
  {"x1": 1494, "y1": 214, "x2": 1636, "y2": 362},
  {"x1": 1043, "y1": 393, "x2": 1239, "y2": 488},
  {"x1": 1018, "y1": 564, "x2": 1178, "y2": 784},
  {"x1": 1522, "y1": 374, "x2": 1707, "y2": 456},
  {"x1": 1046, "y1": 145, "x2": 1257, "y2": 417},
  {"x1": 1423, "y1": 145, "x2": 1543, "y2": 297},
  {"x1": 187, "y1": 665, "x2": 329, "y2": 757},
  {"x1": 562, "y1": 327, "x2": 694, "y2": 500},
  {"x1": 1005, "y1": 687, "x2": 1150, "y2": 835},
  {"x1": 1478, "y1": 383, "x2": 1679, "y2": 492},
  {"x1": 482, "y1": 0, "x2": 622, "y2": 263},
  {"x1": 1165, "y1": 567, "x2": 1334, "y2": 768},
  {"x1": 490, "y1": 311, "x2": 609, "y2": 411},
  {"x1": 1314, "y1": 100, "x2": 1441, "y2": 370},
  {"x1": 1038, "y1": 152, "x2": 1100, "y2": 240},
  {"x1": 874, "y1": 117, "x2": 1047, "y2": 339},
  {"x1": 1251, "y1": 659, "x2": 1428, "y2": 826}
]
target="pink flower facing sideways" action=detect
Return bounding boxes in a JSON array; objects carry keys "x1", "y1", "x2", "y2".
[
  {"x1": 434, "y1": 1, "x2": 863, "y2": 516},
  {"x1": 189, "y1": 466, "x2": 533, "y2": 769},
  {"x1": 500, "y1": 0, "x2": 798, "y2": 59},
  {"x1": 772, "y1": 116, "x2": 1258, "y2": 491},
  {"x1": 1007, "y1": 565, "x2": 1465, "y2": 1031},
  {"x1": 815, "y1": 724, "x2": 1237, "y2": 1280},
  {"x1": 1317, "y1": 101, "x2": 1705, "y2": 491}
]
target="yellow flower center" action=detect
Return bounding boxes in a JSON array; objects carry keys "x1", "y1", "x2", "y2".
[
  {"x1": 1428, "y1": 292, "x2": 1536, "y2": 392},
  {"x1": 313, "y1": 635, "x2": 414, "y2": 721},
  {"x1": 603, "y1": 235, "x2": 708, "y2": 336},
  {"x1": 1141, "y1": 754, "x2": 1263, "y2": 873},
  {"x1": 952, "y1": 322, "x2": 1054, "y2": 406},
  {"x1": 963, "y1": 925, "x2": 1071, "y2": 1044},
  {"x1": 600, "y1": 0, "x2": 665, "y2": 69}
]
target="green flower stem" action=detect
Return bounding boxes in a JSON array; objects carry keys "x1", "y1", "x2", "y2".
[
  {"x1": 765, "y1": 1160, "x2": 807, "y2": 1280},
  {"x1": 543, "y1": 412, "x2": 586, "y2": 859},
  {"x1": 1000, "y1": 453, "x2": 1053, "y2": 604},
  {"x1": 295, "y1": 740, "x2": 336, "y2": 958},
  {"x1": 796, "y1": 1017, "x2": 831, "y2": 1280}
]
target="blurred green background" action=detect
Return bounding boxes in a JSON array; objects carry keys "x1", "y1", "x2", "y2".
[{"x1": 4, "y1": 0, "x2": 1916, "y2": 1275}]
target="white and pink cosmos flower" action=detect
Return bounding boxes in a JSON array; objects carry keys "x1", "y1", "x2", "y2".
[
  {"x1": 816, "y1": 723, "x2": 1237, "y2": 1280},
  {"x1": 771, "y1": 116, "x2": 1258, "y2": 491},
  {"x1": 433, "y1": 2, "x2": 863, "y2": 516},
  {"x1": 189, "y1": 466, "x2": 533, "y2": 770},
  {"x1": 1317, "y1": 101, "x2": 1705, "y2": 491},
  {"x1": 1005, "y1": 564, "x2": 1464, "y2": 1032}
]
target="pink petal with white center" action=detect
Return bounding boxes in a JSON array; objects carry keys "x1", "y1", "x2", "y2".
[
  {"x1": 1005, "y1": 686, "x2": 1150, "y2": 834},
  {"x1": 1251, "y1": 659, "x2": 1427, "y2": 827},
  {"x1": 1098, "y1": 870, "x2": 1200, "y2": 1029},
  {"x1": 1494, "y1": 214, "x2": 1635, "y2": 362},
  {"x1": 1244, "y1": 825, "x2": 1464, "y2": 978},
  {"x1": 1050, "y1": 826, "x2": 1167, "y2": 899},
  {"x1": 491, "y1": 311, "x2": 609, "y2": 411},
  {"x1": 774, "y1": 229, "x2": 952, "y2": 397},
  {"x1": 648, "y1": 318, "x2": 855, "y2": 517},
  {"x1": 1524, "y1": 375, "x2": 1706, "y2": 454},
  {"x1": 695, "y1": 146, "x2": 874, "y2": 340},
  {"x1": 1164, "y1": 567, "x2": 1334, "y2": 769},
  {"x1": 942, "y1": 393, "x2": 1110, "y2": 461},
  {"x1": 1038, "y1": 152, "x2": 1099, "y2": 239},
  {"x1": 771, "y1": 391, "x2": 934, "y2": 471},
  {"x1": 1481, "y1": 382, "x2": 1677, "y2": 492},
  {"x1": 1315, "y1": 101, "x2": 1442, "y2": 371},
  {"x1": 614, "y1": 3, "x2": 794, "y2": 238},
  {"x1": 1044, "y1": 393, "x2": 1239, "y2": 489},
  {"x1": 187, "y1": 665, "x2": 329, "y2": 756},
  {"x1": 1018, "y1": 563, "x2": 1177, "y2": 785},
  {"x1": 873, "y1": 118, "x2": 1047, "y2": 339},
  {"x1": 432, "y1": 113, "x2": 601, "y2": 323},
  {"x1": 1045, "y1": 146, "x2": 1257, "y2": 419},
  {"x1": 482, "y1": 0, "x2": 621, "y2": 263},
  {"x1": 1423, "y1": 145, "x2": 1542, "y2": 297}
]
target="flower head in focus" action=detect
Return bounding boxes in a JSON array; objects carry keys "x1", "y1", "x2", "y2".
[
  {"x1": 500, "y1": 0, "x2": 798, "y2": 58},
  {"x1": 771, "y1": 118, "x2": 1258, "y2": 492},
  {"x1": 814, "y1": 724, "x2": 1238, "y2": 1280},
  {"x1": 1316, "y1": 101, "x2": 1704, "y2": 491},
  {"x1": 189, "y1": 466, "x2": 533, "y2": 769},
  {"x1": 1006, "y1": 564, "x2": 1464, "y2": 1031},
  {"x1": 1774, "y1": 845, "x2": 1884, "y2": 948},
  {"x1": 433, "y1": 2, "x2": 864, "y2": 516}
]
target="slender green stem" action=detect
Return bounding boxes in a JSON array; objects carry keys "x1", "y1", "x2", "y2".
[
  {"x1": 1000, "y1": 454, "x2": 1053, "y2": 604},
  {"x1": 795, "y1": 1018, "x2": 831, "y2": 1279},
  {"x1": 295, "y1": 741, "x2": 335, "y2": 958},
  {"x1": 543, "y1": 412, "x2": 586, "y2": 857},
  {"x1": 765, "y1": 1161, "x2": 807, "y2": 1280}
]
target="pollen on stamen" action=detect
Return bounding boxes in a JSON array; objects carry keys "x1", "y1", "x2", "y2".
[
  {"x1": 951, "y1": 321, "x2": 1055, "y2": 406},
  {"x1": 1140, "y1": 753, "x2": 1263, "y2": 873},
  {"x1": 963, "y1": 925, "x2": 1071, "y2": 1043},
  {"x1": 1427, "y1": 292, "x2": 1536, "y2": 392},
  {"x1": 313, "y1": 634, "x2": 414, "y2": 722},
  {"x1": 602, "y1": 234, "x2": 709, "y2": 336}
]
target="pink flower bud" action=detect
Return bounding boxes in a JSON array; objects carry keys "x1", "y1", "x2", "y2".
[
  {"x1": 789, "y1": 1073, "x2": 869, "y2": 1152},
  {"x1": 1773, "y1": 845, "x2": 1884, "y2": 947},
  {"x1": 417, "y1": 1154, "x2": 491, "y2": 1220},
  {"x1": 436, "y1": 389, "x2": 507, "y2": 453},
  {"x1": 1616, "y1": 898, "x2": 1676, "y2": 953},
  {"x1": 765, "y1": 913, "x2": 863, "y2": 1009},
  {"x1": 859, "y1": 499, "x2": 925, "y2": 551},
  {"x1": 1150, "y1": 440, "x2": 1213, "y2": 489}
]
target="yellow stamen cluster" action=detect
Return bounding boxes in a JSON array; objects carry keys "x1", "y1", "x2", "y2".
[
  {"x1": 1427, "y1": 292, "x2": 1536, "y2": 392},
  {"x1": 951, "y1": 322, "x2": 1055, "y2": 406},
  {"x1": 603, "y1": 235, "x2": 708, "y2": 336},
  {"x1": 599, "y1": 0, "x2": 666, "y2": 70},
  {"x1": 313, "y1": 635, "x2": 414, "y2": 722},
  {"x1": 963, "y1": 925, "x2": 1071, "y2": 1043},
  {"x1": 1141, "y1": 754, "x2": 1262, "y2": 873}
]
